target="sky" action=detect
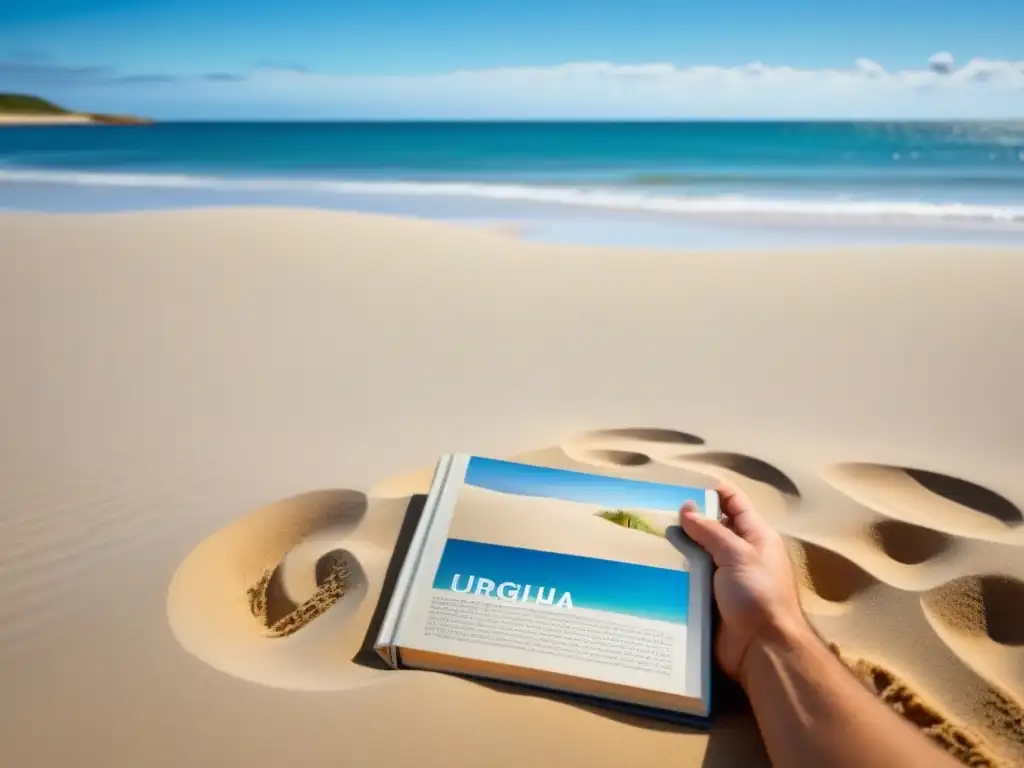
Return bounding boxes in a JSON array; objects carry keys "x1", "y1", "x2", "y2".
[
  {"x1": 464, "y1": 457, "x2": 707, "y2": 514},
  {"x1": 1, "y1": 0, "x2": 1023, "y2": 118}
]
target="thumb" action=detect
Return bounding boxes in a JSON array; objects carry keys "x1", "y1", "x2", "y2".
[{"x1": 680, "y1": 502, "x2": 749, "y2": 566}]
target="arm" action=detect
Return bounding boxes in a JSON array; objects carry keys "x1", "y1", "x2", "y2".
[
  {"x1": 740, "y1": 616, "x2": 959, "y2": 768},
  {"x1": 680, "y1": 487, "x2": 962, "y2": 768}
]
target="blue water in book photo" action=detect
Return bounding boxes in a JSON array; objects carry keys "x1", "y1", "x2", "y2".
[
  {"x1": 2, "y1": 121, "x2": 1023, "y2": 247},
  {"x1": 433, "y1": 538, "x2": 690, "y2": 624}
]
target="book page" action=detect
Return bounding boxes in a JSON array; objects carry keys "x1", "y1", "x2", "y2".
[{"x1": 396, "y1": 456, "x2": 713, "y2": 704}]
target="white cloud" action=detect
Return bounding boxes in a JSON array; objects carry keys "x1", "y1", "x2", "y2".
[
  {"x1": 928, "y1": 51, "x2": 955, "y2": 74},
  {"x1": 11, "y1": 52, "x2": 1024, "y2": 119},
  {"x1": 224, "y1": 53, "x2": 1024, "y2": 119},
  {"x1": 854, "y1": 58, "x2": 886, "y2": 77}
]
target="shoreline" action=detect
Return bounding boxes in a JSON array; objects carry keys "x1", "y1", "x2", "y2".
[
  {"x1": 6, "y1": 203, "x2": 1024, "y2": 248},
  {"x1": 0, "y1": 114, "x2": 96, "y2": 126},
  {"x1": 0, "y1": 114, "x2": 152, "y2": 126},
  {"x1": 1, "y1": 166, "x2": 1022, "y2": 251},
  {"x1": 1, "y1": 198, "x2": 1022, "y2": 250}
]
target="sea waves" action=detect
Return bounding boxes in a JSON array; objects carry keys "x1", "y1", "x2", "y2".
[{"x1": 2, "y1": 167, "x2": 1023, "y2": 225}]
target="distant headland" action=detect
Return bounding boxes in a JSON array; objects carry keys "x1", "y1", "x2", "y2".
[{"x1": 0, "y1": 93, "x2": 152, "y2": 126}]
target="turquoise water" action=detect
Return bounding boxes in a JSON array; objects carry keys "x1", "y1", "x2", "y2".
[
  {"x1": 2, "y1": 121, "x2": 1024, "y2": 245},
  {"x1": 433, "y1": 538, "x2": 689, "y2": 625}
]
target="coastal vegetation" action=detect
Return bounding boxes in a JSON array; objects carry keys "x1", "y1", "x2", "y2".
[{"x1": 595, "y1": 509, "x2": 663, "y2": 537}]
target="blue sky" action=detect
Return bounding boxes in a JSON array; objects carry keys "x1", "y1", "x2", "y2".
[
  {"x1": 1, "y1": 0, "x2": 1022, "y2": 118},
  {"x1": 465, "y1": 457, "x2": 706, "y2": 513}
]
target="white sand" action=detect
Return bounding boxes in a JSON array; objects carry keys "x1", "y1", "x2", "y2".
[
  {"x1": 0, "y1": 114, "x2": 95, "y2": 125},
  {"x1": 448, "y1": 484, "x2": 690, "y2": 570},
  {"x1": 1, "y1": 208, "x2": 1023, "y2": 767}
]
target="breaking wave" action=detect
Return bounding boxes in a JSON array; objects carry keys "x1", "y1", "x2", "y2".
[{"x1": 2, "y1": 168, "x2": 1023, "y2": 224}]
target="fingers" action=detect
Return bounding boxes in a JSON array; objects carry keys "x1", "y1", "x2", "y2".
[
  {"x1": 715, "y1": 481, "x2": 770, "y2": 541},
  {"x1": 680, "y1": 501, "x2": 751, "y2": 566}
]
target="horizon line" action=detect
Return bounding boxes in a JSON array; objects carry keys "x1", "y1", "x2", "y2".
[{"x1": 110, "y1": 117, "x2": 1024, "y2": 123}]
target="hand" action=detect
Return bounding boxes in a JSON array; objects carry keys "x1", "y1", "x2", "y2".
[{"x1": 680, "y1": 483, "x2": 810, "y2": 683}]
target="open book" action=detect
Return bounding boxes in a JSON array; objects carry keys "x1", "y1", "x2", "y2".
[{"x1": 374, "y1": 455, "x2": 720, "y2": 724}]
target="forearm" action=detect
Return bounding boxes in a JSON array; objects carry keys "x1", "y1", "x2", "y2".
[{"x1": 740, "y1": 619, "x2": 962, "y2": 768}]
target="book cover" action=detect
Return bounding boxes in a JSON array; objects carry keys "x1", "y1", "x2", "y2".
[{"x1": 375, "y1": 455, "x2": 719, "y2": 722}]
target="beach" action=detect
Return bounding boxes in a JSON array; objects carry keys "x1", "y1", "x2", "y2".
[
  {"x1": 1, "y1": 207, "x2": 1023, "y2": 766},
  {"x1": 445, "y1": 484, "x2": 689, "y2": 568},
  {"x1": 0, "y1": 114, "x2": 97, "y2": 125}
]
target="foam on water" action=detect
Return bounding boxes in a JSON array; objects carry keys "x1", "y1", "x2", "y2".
[{"x1": 3, "y1": 168, "x2": 1024, "y2": 225}]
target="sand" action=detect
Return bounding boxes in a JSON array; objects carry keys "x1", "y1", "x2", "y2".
[
  {"x1": 447, "y1": 484, "x2": 689, "y2": 570},
  {"x1": 1, "y1": 207, "x2": 1023, "y2": 767},
  {"x1": 0, "y1": 114, "x2": 96, "y2": 125}
]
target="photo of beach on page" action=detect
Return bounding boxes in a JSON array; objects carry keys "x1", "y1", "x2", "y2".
[{"x1": 398, "y1": 457, "x2": 713, "y2": 696}]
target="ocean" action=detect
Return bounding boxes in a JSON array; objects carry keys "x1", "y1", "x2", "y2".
[{"x1": 2, "y1": 121, "x2": 1023, "y2": 247}]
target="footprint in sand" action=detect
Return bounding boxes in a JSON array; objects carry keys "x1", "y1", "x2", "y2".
[
  {"x1": 246, "y1": 549, "x2": 361, "y2": 639},
  {"x1": 834, "y1": 645, "x2": 1014, "y2": 768},
  {"x1": 786, "y1": 538, "x2": 879, "y2": 617},
  {"x1": 166, "y1": 489, "x2": 408, "y2": 692},
  {"x1": 869, "y1": 519, "x2": 953, "y2": 566},
  {"x1": 561, "y1": 428, "x2": 801, "y2": 524},
  {"x1": 562, "y1": 428, "x2": 705, "y2": 469},
  {"x1": 921, "y1": 574, "x2": 1024, "y2": 723},
  {"x1": 815, "y1": 463, "x2": 1024, "y2": 684},
  {"x1": 806, "y1": 460, "x2": 1024, "y2": 764},
  {"x1": 821, "y1": 462, "x2": 1023, "y2": 543}
]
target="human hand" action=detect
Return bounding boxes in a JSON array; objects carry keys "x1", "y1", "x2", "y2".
[{"x1": 680, "y1": 483, "x2": 811, "y2": 683}]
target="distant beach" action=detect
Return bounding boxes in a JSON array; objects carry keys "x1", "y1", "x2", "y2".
[
  {"x1": 0, "y1": 94, "x2": 152, "y2": 127},
  {"x1": 1, "y1": 121, "x2": 1022, "y2": 247},
  {"x1": 0, "y1": 114, "x2": 97, "y2": 126}
]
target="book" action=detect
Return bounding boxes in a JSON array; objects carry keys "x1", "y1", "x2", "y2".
[{"x1": 374, "y1": 454, "x2": 720, "y2": 724}]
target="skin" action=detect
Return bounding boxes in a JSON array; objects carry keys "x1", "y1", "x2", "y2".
[{"x1": 680, "y1": 484, "x2": 963, "y2": 768}]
